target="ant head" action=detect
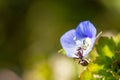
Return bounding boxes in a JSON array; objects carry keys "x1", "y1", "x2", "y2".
[{"x1": 80, "y1": 59, "x2": 88, "y2": 66}]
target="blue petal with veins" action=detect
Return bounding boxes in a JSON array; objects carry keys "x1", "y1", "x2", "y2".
[{"x1": 76, "y1": 21, "x2": 96, "y2": 39}]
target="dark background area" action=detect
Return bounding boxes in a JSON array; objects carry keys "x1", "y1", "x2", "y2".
[{"x1": 0, "y1": 0, "x2": 120, "y2": 80}]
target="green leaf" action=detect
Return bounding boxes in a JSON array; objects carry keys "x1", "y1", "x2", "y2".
[
  {"x1": 89, "y1": 48, "x2": 98, "y2": 62},
  {"x1": 98, "y1": 69, "x2": 116, "y2": 80},
  {"x1": 80, "y1": 34, "x2": 120, "y2": 80},
  {"x1": 88, "y1": 63, "x2": 104, "y2": 72},
  {"x1": 113, "y1": 34, "x2": 120, "y2": 45},
  {"x1": 80, "y1": 70, "x2": 92, "y2": 80},
  {"x1": 96, "y1": 37, "x2": 115, "y2": 58},
  {"x1": 102, "y1": 45, "x2": 114, "y2": 58}
]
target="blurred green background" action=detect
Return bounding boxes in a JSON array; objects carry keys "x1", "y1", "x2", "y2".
[{"x1": 0, "y1": 0, "x2": 120, "y2": 80}]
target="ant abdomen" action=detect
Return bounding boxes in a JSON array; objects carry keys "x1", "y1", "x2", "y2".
[{"x1": 79, "y1": 59, "x2": 88, "y2": 66}]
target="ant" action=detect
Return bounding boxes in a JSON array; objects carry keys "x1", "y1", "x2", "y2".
[{"x1": 74, "y1": 47, "x2": 88, "y2": 66}]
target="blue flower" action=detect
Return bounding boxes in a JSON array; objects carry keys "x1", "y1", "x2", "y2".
[{"x1": 60, "y1": 21, "x2": 97, "y2": 58}]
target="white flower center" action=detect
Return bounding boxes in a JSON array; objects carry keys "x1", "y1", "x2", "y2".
[
  {"x1": 82, "y1": 38, "x2": 91, "y2": 50},
  {"x1": 73, "y1": 37, "x2": 92, "y2": 57},
  {"x1": 74, "y1": 37, "x2": 91, "y2": 49}
]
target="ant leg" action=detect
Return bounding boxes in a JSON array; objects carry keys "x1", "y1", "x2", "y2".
[
  {"x1": 75, "y1": 53, "x2": 79, "y2": 56},
  {"x1": 73, "y1": 57, "x2": 79, "y2": 60}
]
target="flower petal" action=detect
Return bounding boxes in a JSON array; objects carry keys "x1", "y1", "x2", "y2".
[
  {"x1": 76, "y1": 21, "x2": 97, "y2": 39},
  {"x1": 60, "y1": 29, "x2": 79, "y2": 58},
  {"x1": 64, "y1": 47, "x2": 79, "y2": 58},
  {"x1": 60, "y1": 29, "x2": 76, "y2": 48}
]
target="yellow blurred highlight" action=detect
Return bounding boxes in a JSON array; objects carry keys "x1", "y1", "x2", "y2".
[
  {"x1": 23, "y1": 61, "x2": 52, "y2": 80},
  {"x1": 102, "y1": 45, "x2": 114, "y2": 58},
  {"x1": 113, "y1": 34, "x2": 120, "y2": 45},
  {"x1": 80, "y1": 70, "x2": 92, "y2": 80},
  {"x1": 88, "y1": 63, "x2": 104, "y2": 72}
]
